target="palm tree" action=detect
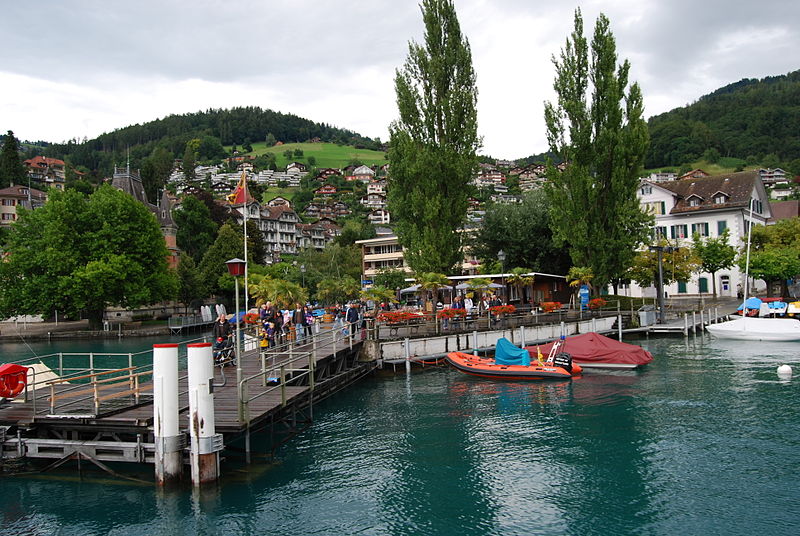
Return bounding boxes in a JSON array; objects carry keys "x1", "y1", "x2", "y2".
[
  {"x1": 252, "y1": 276, "x2": 307, "y2": 309},
  {"x1": 507, "y1": 268, "x2": 535, "y2": 304},
  {"x1": 317, "y1": 276, "x2": 361, "y2": 305},
  {"x1": 361, "y1": 285, "x2": 398, "y2": 306},
  {"x1": 467, "y1": 277, "x2": 493, "y2": 311},
  {"x1": 415, "y1": 272, "x2": 451, "y2": 312}
]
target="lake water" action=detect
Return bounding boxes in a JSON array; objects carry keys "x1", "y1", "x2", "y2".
[{"x1": 2, "y1": 334, "x2": 799, "y2": 535}]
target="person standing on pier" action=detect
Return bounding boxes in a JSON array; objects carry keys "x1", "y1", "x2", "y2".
[
  {"x1": 303, "y1": 305, "x2": 314, "y2": 339},
  {"x1": 292, "y1": 303, "x2": 306, "y2": 343},
  {"x1": 345, "y1": 302, "x2": 360, "y2": 337}
]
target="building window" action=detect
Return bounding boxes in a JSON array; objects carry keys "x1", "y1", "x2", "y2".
[
  {"x1": 1, "y1": 199, "x2": 15, "y2": 206},
  {"x1": 691, "y1": 223, "x2": 709, "y2": 237},
  {"x1": 654, "y1": 226, "x2": 667, "y2": 239},
  {"x1": 688, "y1": 196, "x2": 701, "y2": 207},
  {"x1": 677, "y1": 281, "x2": 687, "y2": 294},
  {"x1": 717, "y1": 220, "x2": 727, "y2": 235},
  {"x1": 713, "y1": 194, "x2": 727, "y2": 204},
  {"x1": 640, "y1": 185, "x2": 652, "y2": 195},
  {"x1": 750, "y1": 199, "x2": 763, "y2": 214},
  {"x1": 698, "y1": 277, "x2": 709, "y2": 293},
  {"x1": 2, "y1": 213, "x2": 15, "y2": 220},
  {"x1": 670, "y1": 224, "x2": 688, "y2": 239}
]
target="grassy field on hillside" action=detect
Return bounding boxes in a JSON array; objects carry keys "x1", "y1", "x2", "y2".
[
  {"x1": 231, "y1": 142, "x2": 388, "y2": 170},
  {"x1": 644, "y1": 157, "x2": 759, "y2": 176}
]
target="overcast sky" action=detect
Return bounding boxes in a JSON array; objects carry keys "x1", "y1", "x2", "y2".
[{"x1": 2, "y1": 0, "x2": 798, "y2": 159}]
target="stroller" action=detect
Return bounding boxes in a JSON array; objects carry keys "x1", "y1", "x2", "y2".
[{"x1": 213, "y1": 335, "x2": 235, "y2": 366}]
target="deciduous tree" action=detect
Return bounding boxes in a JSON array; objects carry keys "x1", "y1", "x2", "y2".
[
  {"x1": 0, "y1": 185, "x2": 177, "y2": 328},
  {"x1": 388, "y1": 0, "x2": 480, "y2": 273},
  {"x1": 544, "y1": 9, "x2": 651, "y2": 289},
  {"x1": 175, "y1": 195, "x2": 219, "y2": 262},
  {"x1": 471, "y1": 191, "x2": 571, "y2": 274},
  {"x1": 692, "y1": 230, "x2": 736, "y2": 297}
]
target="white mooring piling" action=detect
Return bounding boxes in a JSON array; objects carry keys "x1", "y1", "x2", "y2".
[
  {"x1": 153, "y1": 343, "x2": 182, "y2": 486},
  {"x1": 187, "y1": 342, "x2": 222, "y2": 486}
]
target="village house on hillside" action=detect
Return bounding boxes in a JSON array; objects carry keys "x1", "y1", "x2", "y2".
[
  {"x1": 630, "y1": 170, "x2": 771, "y2": 299},
  {"x1": 229, "y1": 198, "x2": 339, "y2": 261},
  {"x1": 24, "y1": 156, "x2": 66, "y2": 191},
  {"x1": 346, "y1": 165, "x2": 376, "y2": 182},
  {"x1": 0, "y1": 185, "x2": 47, "y2": 226}
]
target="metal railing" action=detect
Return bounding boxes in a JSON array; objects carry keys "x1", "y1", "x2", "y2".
[
  {"x1": 366, "y1": 306, "x2": 626, "y2": 340},
  {"x1": 238, "y1": 322, "x2": 351, "y2": 424}
]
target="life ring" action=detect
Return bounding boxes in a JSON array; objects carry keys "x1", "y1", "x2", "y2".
[{"x1": 0, "y1": 363, "x2": 28, "y2": 399}]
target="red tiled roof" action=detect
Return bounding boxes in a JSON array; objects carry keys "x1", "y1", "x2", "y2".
[{"x1": 24, "y1": 156, "x2": 65, "y2": 168}]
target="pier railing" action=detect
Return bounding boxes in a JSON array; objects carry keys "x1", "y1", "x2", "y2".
[{"x1": 238, "y1": 323, "x2": 354, "y2": 424}]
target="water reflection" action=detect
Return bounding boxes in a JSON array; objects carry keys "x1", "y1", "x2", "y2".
[{"x1": 2, "y1": 336, "x2": 800, "y2": 534}]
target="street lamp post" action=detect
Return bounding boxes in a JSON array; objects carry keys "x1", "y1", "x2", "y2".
[
  {"x1": 497, "y1": 250, "x2": 506, "y2": 303},
  {"x1": 648, "y1": 245, "x2": 678, "y2": 324},
  {"x1": 225, "y1": 258, "x2": 246, "y2": 421},
  {"x1": 300, "y1": 264, "x2": 306, "y2": 289}
]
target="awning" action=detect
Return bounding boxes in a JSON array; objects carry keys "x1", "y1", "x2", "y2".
[
  {"x1": 399, "y1": 284, "x2": 421, "y2": 294},
  {"x1": 454, "y1": 282, "x2": 503, "y2": 290}
]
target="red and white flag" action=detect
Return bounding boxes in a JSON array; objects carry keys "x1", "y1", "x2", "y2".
[{"x1": 227, "y1": 171, "x2": 253, "y2": 205}]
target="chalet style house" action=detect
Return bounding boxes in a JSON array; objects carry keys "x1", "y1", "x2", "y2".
[
  {"x1": 24, "y1": 156, "x2": 66, "y2": 191},
  {"x1": 631, "y1": 171, "x2": 771, "y2": 298}
]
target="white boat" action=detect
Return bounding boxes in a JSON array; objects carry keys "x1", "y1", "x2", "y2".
[
  {"x1": 706, "y1": 199, "x2": 800, "y2": 341},
  {"x1": 705, "y1": 317, "x2": 800, "y2": 341}
]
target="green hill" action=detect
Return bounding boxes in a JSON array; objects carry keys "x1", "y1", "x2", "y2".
[
  {"x1": 31, "y1": 106, "x2": 381, "y2": 178},
  {"x1": 518, "y1": 70, "x2": 800, "y2": 173},
  {"x1": 235, "y1": 141, "x2": 387, "y2": 169},
  {"x1": 646, "y1": 70, "x2": 800, "y2": 168}
]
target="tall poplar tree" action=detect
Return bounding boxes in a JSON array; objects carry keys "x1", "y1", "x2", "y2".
[
  {"x1": 388, "y1": 0, "x2": 480, "y2": 274},
  {"x1": 544, "y1": 10, "x2": 651, "y2": 289},
  {"x1": 0, "y1": 130, "x2": 26, "y2": 189}
]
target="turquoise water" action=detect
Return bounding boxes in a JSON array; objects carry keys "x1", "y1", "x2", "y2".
[{"x1": 2, "y1": 335, "x2": 800, "y2": 535}]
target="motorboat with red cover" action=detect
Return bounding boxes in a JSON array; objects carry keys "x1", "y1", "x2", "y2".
[
  {"x1": 528, "y1": 332, "x2": 653, "y2": 369},
  {"x1": 446, "y1": 337, "x2": 581, "y2": 380}
]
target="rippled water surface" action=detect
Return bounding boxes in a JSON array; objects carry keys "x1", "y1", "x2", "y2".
[{"x1": 2, "y1": 335, "x2": 800, "y2": 535}]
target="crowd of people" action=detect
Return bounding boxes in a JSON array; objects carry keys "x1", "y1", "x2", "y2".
[{"x1": 211, "y1": 293, "x2": 508, "y2": 356}]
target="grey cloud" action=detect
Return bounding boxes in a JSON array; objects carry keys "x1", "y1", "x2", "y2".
[{"x1": 2, "y1": 0, "x2": 418, "y2": 83}]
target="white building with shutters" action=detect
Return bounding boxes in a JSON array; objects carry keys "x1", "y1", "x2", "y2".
[{"x1": 624, "y1": 171, "x2": 771, "y2": 298}]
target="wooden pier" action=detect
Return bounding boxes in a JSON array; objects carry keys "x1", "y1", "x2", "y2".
[{"x1": 0, "y1": 328, "x2": 373, "y2": 472}]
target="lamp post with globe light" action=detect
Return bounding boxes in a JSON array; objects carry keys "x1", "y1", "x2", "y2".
[{"x1": 225, "y1": 258, "x2": 246, "y2": 420}]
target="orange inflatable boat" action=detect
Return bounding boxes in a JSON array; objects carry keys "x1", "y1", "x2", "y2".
[{"x1": 445, "y1": 351, "x2": 582, "y2": 381}]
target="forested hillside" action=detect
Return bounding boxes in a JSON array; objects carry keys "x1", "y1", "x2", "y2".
[
  {"x1": 646, "y1": 70, "x2": 800, "y2": 168},
  {"x1": 27, "y1": 106, "x2": 380, "y2": 178}
]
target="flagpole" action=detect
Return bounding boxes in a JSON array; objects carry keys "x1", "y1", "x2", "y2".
[{"x1": 242, "y1": 171, "x2": 249, "y2": 312}]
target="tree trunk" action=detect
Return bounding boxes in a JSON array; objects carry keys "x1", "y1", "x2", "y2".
[
  {"x1": 711, "y1": 271, "x2": 717, "y2": 298},
  {"x1": 86, "y1": 308, "x2": 105, "y2": 330}
]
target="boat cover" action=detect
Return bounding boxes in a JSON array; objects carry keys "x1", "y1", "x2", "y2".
[
  {"x1": 495, "y1": 337, "x2": 531, "y2": 366},
  {"x1": 528, "y1": 332, "x2": 653, "y2": 366},
  {"x1": 737, "y1": 297, "x2": 762, "y2": 311}
]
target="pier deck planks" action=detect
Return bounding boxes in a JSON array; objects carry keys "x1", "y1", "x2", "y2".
[{"x1": 0, "y1": 338, "x2": 361, "y2": 435}]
